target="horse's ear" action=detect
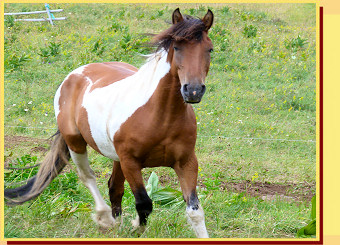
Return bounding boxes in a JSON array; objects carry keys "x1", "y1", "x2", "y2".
[
  {"x1": 172, "y1": 8, "x2": 184, "y2": 24},
  {"x1": 202, "y1": 9, "x2": 214, "y2": 31}
]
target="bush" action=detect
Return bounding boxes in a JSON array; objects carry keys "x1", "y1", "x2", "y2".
[{"x1": 243, "y1": 24, "x2": 257, "y2": 38}]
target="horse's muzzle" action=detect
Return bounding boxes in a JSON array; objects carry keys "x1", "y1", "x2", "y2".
[{"x1": 181, "y1": 83, "x2": 206, "y2": 104}]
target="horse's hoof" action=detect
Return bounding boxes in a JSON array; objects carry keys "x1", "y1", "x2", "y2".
[
  {"x1": 131, "y1": 216, "x2": 146, "y2": 235},
  {"x1": 131, "y1": 215, "x2": 140, "y2": 229},
  {"x1": 92, "y1": 210, "x2": 116, "y2": 229}
]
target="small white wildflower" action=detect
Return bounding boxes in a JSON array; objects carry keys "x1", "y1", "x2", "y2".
[
  {"x1": 291, "y1": 55, "x2": 296, "y2": 59},
  {"x1": 24, "y1": 109, "x2": 29, "y2": 112},
  {"x1": 12, "y1": 104, "x2": 16, "y2": 106},
  {"x1": 40, "y1": 122, "x2": 43, "y2": 125},
  {"x1": 45, "y1": 113, "x2": 48, "y2": 116},
  {"x1": 28, "y1": 101, "x2": 32, "y2": 105}
]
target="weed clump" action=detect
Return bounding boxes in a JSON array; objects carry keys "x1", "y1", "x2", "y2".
[{"x1": 243, "y1": 24, "x2": 257, "y2": 38}]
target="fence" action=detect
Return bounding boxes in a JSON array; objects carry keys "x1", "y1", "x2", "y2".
[
  {"x1": 4, "y1": 3, "x2": 66, "y2": 25},
  {"x1": 4, "y1": 125, "x2": 316, "y2": 143}
]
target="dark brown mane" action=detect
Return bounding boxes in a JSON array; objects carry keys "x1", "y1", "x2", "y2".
[{"x1": 153, "y1": 15, "x2": 206, "y2": 51}]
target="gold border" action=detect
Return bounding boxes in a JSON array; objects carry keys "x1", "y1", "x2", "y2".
[
  {"x1": 1, "y1": 0, "x2": 320, "y2": 243},
  {"x1": 316, "y1": 1, "x2": 321, "y2": 241},
  {"x1": 1, "y1": 0, "x2": 5, "y2": 243},
  {"x1": 0, "y1": 0, "x2": 323, "y2": 4},
  {"x1": 323, "y1": 9, "x2": 340, "y2": 240}
]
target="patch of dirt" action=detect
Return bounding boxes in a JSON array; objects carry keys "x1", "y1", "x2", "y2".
[
  {"x1": 5, "y1": 135, "x2": 50, "y2": 150},
  {"x1": 162, "y1": 176, "x2": 315, "y2": 203},
  {"x1": 30, "y1": 146, "x2": 49, "y2": 153},
  {"x1": 4, "y1": 135, "x2": 50, "y2": 166},
  {"x1": 204, "y1": 180, "x2": 315, "y2": 203}
]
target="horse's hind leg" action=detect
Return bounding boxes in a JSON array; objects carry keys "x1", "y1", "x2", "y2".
[
  {"x1": 174, "y1": 154, "x2": 209, "y2": 238},
  {"x1": 69, "y1": 150, "x2": 115, "y2": 229},
  {"x1": 108, "y1": 161, "x2": 125, "y2": 218}
]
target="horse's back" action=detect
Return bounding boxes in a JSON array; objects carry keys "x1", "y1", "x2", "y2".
[
  {"x1": 82, "y1": 62, "x2": 138, "y2": 90},
  {"x1": 66, "y1": 61, "x2": 137, "y2": 89}
]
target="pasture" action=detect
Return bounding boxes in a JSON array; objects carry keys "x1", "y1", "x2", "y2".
[{"x1": 3, "y1": 3, "x2": 316, "y2": 239}]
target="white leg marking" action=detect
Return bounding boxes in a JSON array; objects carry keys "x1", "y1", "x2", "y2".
[
  {"x1": 186, "y1": 205, "x2": 209, "y2": 238},
  {"x1": 131, "y1": 215, "x2": 140, "y2": 229},
  {"x1": 69, "y1": 150, "x2": 115, "y2": 229},
  {"x1": 131, "y1": 215, "x2": 146, "y2": 234}
]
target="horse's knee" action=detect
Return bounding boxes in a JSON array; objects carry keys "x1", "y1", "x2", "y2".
[{"x1": 134, "y1": 187, "x2": 153, "y2": 226}]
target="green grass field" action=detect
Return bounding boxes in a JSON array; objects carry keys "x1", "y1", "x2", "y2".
[{"x1": 4, "y1": 3, "x2": 317, "y2": 239}]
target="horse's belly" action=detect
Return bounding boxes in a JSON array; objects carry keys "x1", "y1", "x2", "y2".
[{"x1": 86, "y1": 126, "x2": 120, "y2": 161}]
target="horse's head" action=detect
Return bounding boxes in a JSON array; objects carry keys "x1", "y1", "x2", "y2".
[{"x1": 155, "y1": 8, "x2": 214, "y2": 103}]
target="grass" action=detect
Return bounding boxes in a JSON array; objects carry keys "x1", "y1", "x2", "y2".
[
  {"x1": 3, "y1": 3, "x2": 316, "y2": 239},
  {"x1": 4, "y1": 182, "x2": 312, "y2": 238}
]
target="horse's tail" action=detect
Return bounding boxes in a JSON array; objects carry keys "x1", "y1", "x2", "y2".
[{"x1": 4, "y1": 130, "x2": 70, "y2": 205}]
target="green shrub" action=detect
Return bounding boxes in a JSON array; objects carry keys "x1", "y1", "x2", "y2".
[
  {"x1": 4, "y1": 52, "x2": 31, "y2": 72},
  {"x1": 243, "y1": 24, "x2": 257, "y2": 38},
  {"x1": 285, "y1": 35, "x2": 308, "y2": 51},
  {"x1": 5, "y1": 15, "x2": 15, "y2": 28}
]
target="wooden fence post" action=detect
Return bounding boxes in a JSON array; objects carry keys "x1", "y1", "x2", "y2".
[
  {"x1": 45, "y1": 3, "x2": 54, "y2": 25},
  {"x1": 4, "y1": 4, "x2": 66, "y2": 25}
]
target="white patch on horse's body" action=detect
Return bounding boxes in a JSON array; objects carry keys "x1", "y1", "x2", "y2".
[
  {"x1": 82, "y1": 51, "x2": 170, "y2": 160},
  {"x1": 54, "y1": 64, "x2": 92, "y2": 118},
  {"x1": 54, "y1": 84, "x2": 62, "y2": 117},
  {"x1": 67, "y1": 65, "x2": 89, "y2": 79},
  {"x1": 69, "y1": 149, "x2": 115, "y2": 229},
  {"x1": 186, "y1": 205, "x2": 209, "y2": 238}
]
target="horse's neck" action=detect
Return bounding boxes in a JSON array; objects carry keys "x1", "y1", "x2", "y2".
[
  {"x1": 149, "y1": 69, "x2": 189, "y2": 124},
  {"x1": 125, "y1": 50, "x2": 188, "y2": 121}
]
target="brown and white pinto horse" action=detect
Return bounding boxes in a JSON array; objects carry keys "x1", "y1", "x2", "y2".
[{"x1": 5, "y1": 8, "x2": 214, "y2": 238}]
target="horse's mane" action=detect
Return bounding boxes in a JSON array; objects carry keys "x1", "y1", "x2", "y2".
[{"x1": 153, "y1": 15, "x2": 206, "y2": 52}]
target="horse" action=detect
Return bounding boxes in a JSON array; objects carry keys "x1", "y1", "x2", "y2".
[{"x1": 5, "y1": 8, "x2": 214, "y2": 238}]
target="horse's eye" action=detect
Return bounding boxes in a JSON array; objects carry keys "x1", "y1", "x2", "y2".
[
  {"x1": 174, "y1": 47, "x2": 179, "y2": 51},
  {"x1": 208, "y1": 48, "x2": 213, "y2": 53}
]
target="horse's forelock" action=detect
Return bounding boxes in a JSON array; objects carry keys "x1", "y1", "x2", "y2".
[{"x1": 154, "y1": 17, "x2": 206, "y2": 51}]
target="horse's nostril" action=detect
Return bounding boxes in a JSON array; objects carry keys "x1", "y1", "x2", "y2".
[
  {"x1": 201, "y1": 84, "x2": 206, "y2": 93},
  {"x1": 183, "y1": 84, "x2": 189, "y2": 93}
]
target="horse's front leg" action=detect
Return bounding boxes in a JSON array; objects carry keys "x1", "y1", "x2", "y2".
[
  {"x1": 119, "y1": 157, "x2": 153, "y2": 232},
  {"x1": 174, "y1": 153, "x2": 209, "y2": 238}
]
